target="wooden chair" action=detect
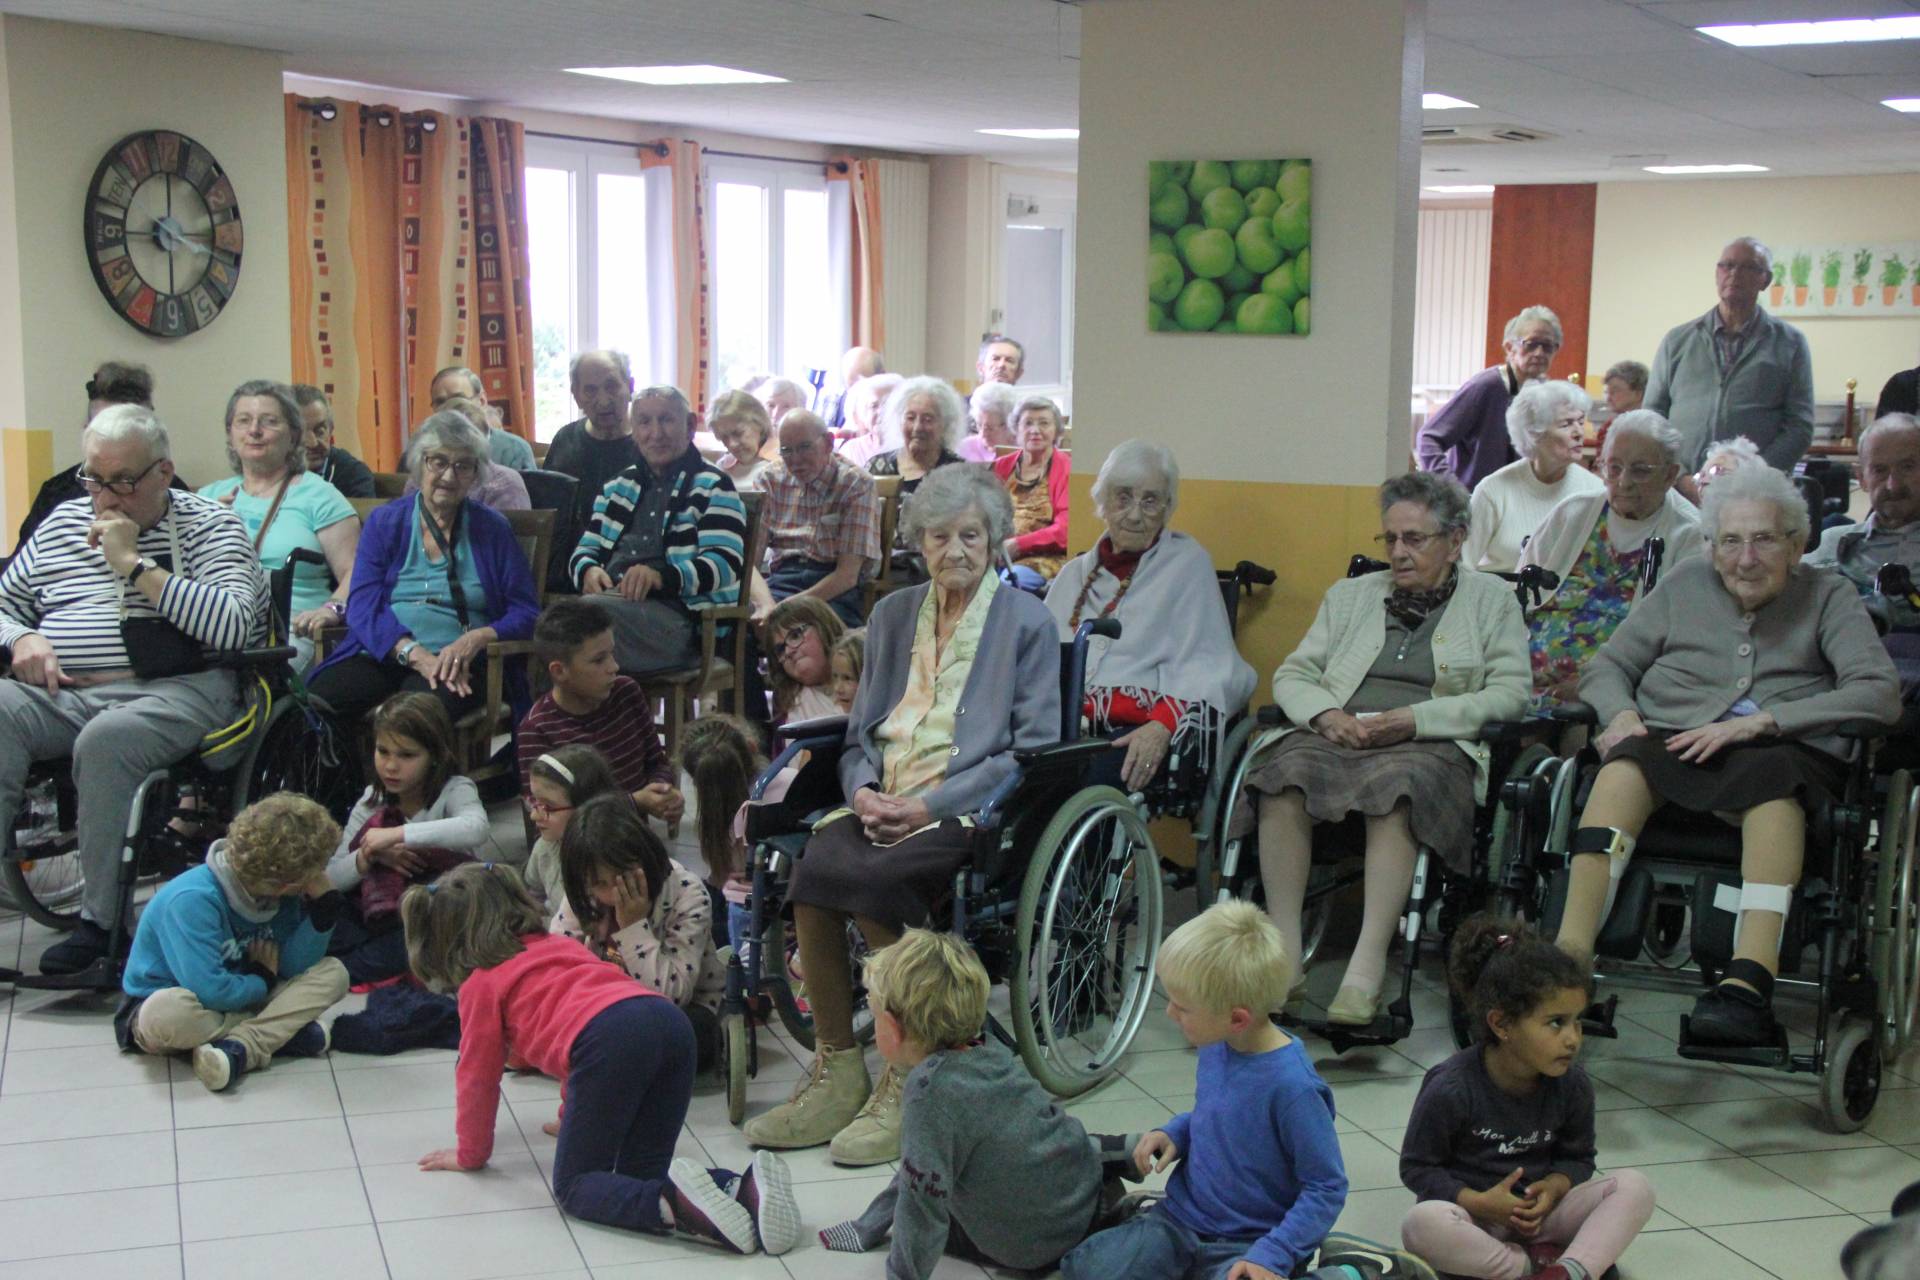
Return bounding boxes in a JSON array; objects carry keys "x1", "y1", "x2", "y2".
[
  {"x1": 642, "y1": 492, "x2": 763, "y2": 767},
  {"x1": 372, "y1": 471, "x2": 408, "y2": 499},
  {"x1": 531, "y1": 440, "x2": 549, "y2": 465},
  {"x1": 457, "y1": 507, "x2": 555, "y2": 785},
  {"x1": 861, "y1": 474, "x2": 905, "y2": 617}
]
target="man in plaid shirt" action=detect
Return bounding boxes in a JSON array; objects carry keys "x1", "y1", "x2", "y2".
[{"x1": 749, "y1": 411, "x2": 880, "y2": 629}]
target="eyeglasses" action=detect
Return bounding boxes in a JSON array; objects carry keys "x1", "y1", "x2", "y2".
[
  {"x1": 777, "y1": 442, "x2": 823, "y2": 459},
  {"x1": 1108, "y1": 488, "x2": 1166, "y2": 516},
  {"x1": 1714, "y1": 532, "x2": 1787, "y2": 556},
  {"x1": 523, "y1": 795, "x2": 575, "y2": 818},
  {"x1": 231, "y1": 413, "x2": 286, "y2": 430},
  {"x1": 1602, "y1": 461, "x2": 1664, "y2": 483},
  {"x1": 76, "y1": 458, "x2": 163, "y2": 496},
  {"x1": 423, "y1": 453, "x2": 479, "y2": 478},
  {"x1": 1515, "y1": 338, "x2": 1560, "y2": 355},
  {"x1": 1375, "y1": 530, "x2": 1444, "y2": 551},
  {"x1": 776, "y1": 623, "x2": 816, "y2": 652}
]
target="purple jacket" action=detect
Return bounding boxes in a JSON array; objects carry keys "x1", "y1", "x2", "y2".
[{"x1": 1415, "y1": 365, "x2": 1518, "y2": 491}]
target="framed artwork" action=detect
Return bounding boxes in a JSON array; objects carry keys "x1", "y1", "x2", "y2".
[{"x1": 1148, "y1": 159, "x2": 1310, "y2": 336}]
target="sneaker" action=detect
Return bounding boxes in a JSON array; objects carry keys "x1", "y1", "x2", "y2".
[
  {"x1": 38, "y1": 919, "x2": 125, "y2": 976},
  {"x1": 667, "y1": 1158, "x2": 758, "y2": 1253},
  {"x1": 1326, "y1": 985, "x2": 1379, "y2": 1026},
  {"x1": 1312, "y1": 1231, "x2": 1439, "y2": 1279},
  {"x1": 731, "y1": 1150, "x2": 801, "y2": 1255},
  {"x1": 828, "y1": 1062, "x2": 903, "y2": 1165},
  {"x1": 278, "y1": 1021, "x2": 330, "y2": 1059},
  {"x1": 741, "y1": 1043, "x2": 871, "y2": 1149},
  {"x1": 1526, "y1": 1242, "x2": 1567, "y2": 1272},
  {"x1": 1687, "y1": 982, "x2": 1778, "y2": 1048},
  {"x1": 191, "y1": 1039, "x2": 248, "y2": 1093}
]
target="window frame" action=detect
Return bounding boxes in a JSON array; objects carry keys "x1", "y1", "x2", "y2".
[{"x1": 704, "y1": 156, "x2": 845, "y2": 391}]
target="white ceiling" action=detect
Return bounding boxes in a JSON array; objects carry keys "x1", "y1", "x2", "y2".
[{"x1": 2, "y1": 0, "x2": 1917, "y2": 182}]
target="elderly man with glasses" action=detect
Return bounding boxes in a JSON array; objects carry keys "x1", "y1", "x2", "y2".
[
  {"x1": 0, "y1": 405, "x2": 267, "y2": 976},
  {"x1": 1417, "y1": 306, "x2": 1564, "y2": 491},
  {"x1": 1645, "y1": 237, "x2": 1815, "y2": 472},
  {"x1": 748, "y1": 410, "x2": 880, "y2": 630}
]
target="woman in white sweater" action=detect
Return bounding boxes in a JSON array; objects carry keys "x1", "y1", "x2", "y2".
[{"x1": 1463, "y1": 380, "x2": 1604, "y2": 573}]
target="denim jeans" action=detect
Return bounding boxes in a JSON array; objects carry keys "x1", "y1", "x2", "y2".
[{"x1": 1061, "y1": 1208, "x2": 1263, "y2": 1280}]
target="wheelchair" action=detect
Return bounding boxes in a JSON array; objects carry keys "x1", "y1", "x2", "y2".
[
  {"x1": 1, "y1": 548, "x2": 361, "y2": 992},
  {"x1": 1208, "y1": 557, "x2": 1564, "y2": 1054}
]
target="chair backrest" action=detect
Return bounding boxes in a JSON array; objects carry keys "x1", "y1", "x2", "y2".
[
  {"x1": 372, "y1": 471, "x2": 407, "y2": 499},
  {"x1": 531, "y1": 440, "x2": 549, "y2": 465},
  {"x1": 520, "y1": 469, "x2": 582, "y2": 595},
  {"x1": 520, "y1": 467, "x2": 579, "y2": 516},
  {"x1": 873, "y1": 474, "x2": 904, "y2": 554},
  {"x1": 1792, "y1": 475, "x2": 1828, "y2": 553},
  {"x1": 502, "y1": 507, "x2": 557, "y2": 606},
  {"x1": 349, "y1": 496, "x2": 387, "y2": 523},
  {"x1": 738, "y1": 489, "x2": 765, "y2": 589}
]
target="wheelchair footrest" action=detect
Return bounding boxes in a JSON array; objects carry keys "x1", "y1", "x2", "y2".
[
  {"x1": 6, "y1": 956, "x2": 124, "y2": 994},
  {"x1": 1281, "y1": 1001, "x2": 1415, "y2": 1053},
  {"x1": 1581, "y1": 994, "x2": 1620, "y2": 1040},
  {"x1": 1675, "y1": 1015, "x2": 1791, "y2": 1069}
]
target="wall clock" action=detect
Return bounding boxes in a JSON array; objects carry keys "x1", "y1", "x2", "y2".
[{"x1": 83, "y1": 130, "x2": 244, "y2": 338}]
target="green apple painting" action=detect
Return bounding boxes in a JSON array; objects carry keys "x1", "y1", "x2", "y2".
[{"x1": 1148, "y1": 158, "x2": 1310, "y2": 335}]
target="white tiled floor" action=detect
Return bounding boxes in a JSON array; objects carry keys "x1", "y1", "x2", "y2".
[{"x1": 0, "y1": 815, "x2": 1912, "y2": 1279}]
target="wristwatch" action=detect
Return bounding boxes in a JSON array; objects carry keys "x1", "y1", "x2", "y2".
[
  {"x1": 395, "y1": 639, "x2": 420, "y2": 666},
  {"x1": 124, "y1": 556, "x2": 159, "y2": 582}
]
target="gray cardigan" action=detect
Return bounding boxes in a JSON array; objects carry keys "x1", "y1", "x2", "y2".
[
  {"x1": 841, "y1": 580, "x2": 1062, "y2": 820},
  {"x1": 1579, "y1": 558, "x2": 1900, "y2": 760},
  {"x1": 1644, "y1": 306, "x2": 1814, "y2": 471}
]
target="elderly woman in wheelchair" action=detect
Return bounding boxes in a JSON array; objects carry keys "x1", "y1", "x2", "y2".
[
  {"x1": 741, "y1": 464, "x2": 1060, "y2": 1164},
  {"x1": 1556, "y1": 464, "x2": 1901, "y2": 1051},
  {"x1": 1232, "y1": 472, "x2": 1530, "y2": 1029}
]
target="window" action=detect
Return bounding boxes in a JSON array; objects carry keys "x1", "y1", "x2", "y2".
[
  {"x1": 524, "y1": 140, "x2": 669, "y2": 440},
  {"x1": 706, "y1": 159, "x2": 846, "y2": 396},
  {"x1": 992, "y1": 171, "x2": 1076, "y2": 414}
]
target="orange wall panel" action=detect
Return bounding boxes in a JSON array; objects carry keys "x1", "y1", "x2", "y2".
[{"x1": 1485, "y1": 184, "x2": 1595, "y2": 385}]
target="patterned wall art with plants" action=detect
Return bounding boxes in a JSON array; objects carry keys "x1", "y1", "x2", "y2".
[{"x1": 1770, "y1": 243, "x2": 1919, "y2": 317}]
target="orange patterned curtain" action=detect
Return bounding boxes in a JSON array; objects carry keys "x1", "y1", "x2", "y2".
[
  {"x1": 829, "y1": 156, "x2": 885, "y2": 352},
  {"x1": 285, "y1": 96, "x2": 535, "y2": 467},
  {"x1": 641, "y1": 139, "x2": 710, "y2": 414}
]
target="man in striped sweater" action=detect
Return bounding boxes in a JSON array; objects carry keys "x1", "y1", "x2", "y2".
[
  {"x1": 0, "y1": 406, "x2": 267, "y2": 975},
  {"x1": 569, "y1": 387, "x2": 747, "y2": 676}
]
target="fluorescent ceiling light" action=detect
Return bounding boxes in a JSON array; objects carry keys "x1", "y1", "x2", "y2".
[
  {"x1": 1425, "y1": 184, "x2": 1494, "y2": 193},
  {"x1": 566, "y1": 65, "x2": 787, "y2": 85},
  {"x1": 1698, "y1": 16, "x2": 1920, "y2": 47},
  {"x1": 1643, "y1": 163, "x2": 1769, "y2": 174},
  {"x1": 1423, "y1": 93, "x2": 1479, "y2": 110},
  {"x1": 976, "y1": 128, "x2": 1080, "y2": 139},
  {"x1": 1885, "y1": 97, "x2": 1920, "y2": 112}
]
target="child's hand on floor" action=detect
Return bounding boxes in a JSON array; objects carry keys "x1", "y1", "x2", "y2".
[
  {"x1": 1463, "y1": 1167, "x2": 1530, "y2": 1226},
  {"x1": 418, "y1": 1148, "x2": 466, "y2": 1172},
  {"x1": 1133, "y1": 1129, "x2": 1179, "y2": 1176},
  {"x1": 1226, "y1": 1261, "x2": 1281, "y2": 1280},
  {"x1": 1509, "y1": 1172, "x2": 1571, "y2": 1238}
]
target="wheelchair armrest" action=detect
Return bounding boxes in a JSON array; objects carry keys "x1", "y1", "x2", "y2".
[
  {"x1": 206, "y1": 646, "x2": 299, "y2": 670},
  {"x1": 1256, "y1": 704, "x2": 1286, "y2": 727},
  {"x1": 776, "y1": 714, "x2": 848, "y2": 741},
  {"x1": 1549, "y1": 700, "x2": 1600, "y2": 726},
  {"x1": 1012, "y1": 738, "x2": 1121, "y2": 771},
  {"x1": 1477, "y1": 720, "x2": 1538, "y2": 744}
]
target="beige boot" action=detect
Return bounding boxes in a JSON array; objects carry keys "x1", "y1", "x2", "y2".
[
  {"x1": 742, "y1": 1044, "x2": 871, "y2": 1149},
  {"x1": 828, "y1": 1062, "x2": 904, "y2": 1166}
]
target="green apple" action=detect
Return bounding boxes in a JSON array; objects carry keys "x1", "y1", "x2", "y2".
[
  {"x1": 1245, "y1": 187, "x2": 1280, "y2": 219},
  {"x1": 1213, "y1": 320, "x2": 1239, "y2": 334},
  {"x1": 1236, "y1": 292, "x2": 1294, "y2": 335},
  {"x1": 1181, "y1": 227, "x2": 1236, "y2": 279},
  {"x1": 1272, "y1": 198, "x2": 1311, "y2": 253},
  {"x1": 1294, "y1": 247, "x2": 1311, "y2": 293},
  {"x1": 1147, "y1": 251, "x2": 1186, "y2": 305},
  {"x1": 1260, "y1": 259, "x2": 1302, "y2": 306},
  {"x1": 1293, "y1": 296, "x2": 1311, "y2": 335},
  {"x1": 1235, "y1": 217, "x2": 1283, "y2": 274},
  {"x1": 1150, "y1": 181, "x2": 1191, "y2": 231},
  {"x1": 1225, "y1": 290, "x2": 1251, "y2": 316},
  {"x1": 1221, "y1": 262, "x2": 1256, "y2": 294},
  {"x1": 1148, "y1": 230, "x2": 1175, "y2": 257},
  {"x1": 1173, "y1": 223, "x2": 1204, "y2": 259},
  {"x1": 1173, "y1": 278, "x2": 1225, "y2": 331},
  {"x1": 1200, "y1": 186, "x2": 1248, "y2": 233},
  {"x1": 1149, "y1": 160, "x2": 1193, "y2": 190},
  {"x1": 1277, "y1": 159, "x2": 1311, "y2": 204},
  {"x1": 1148, "y1": 301, "x2": 1169, "y2": 331},
  {"x1": 1231, "y1": 159, "x2": 1280, "y2": 192},
  {"x1": 1187, "y1": 160, "x2": 1233, "y2": 201}
]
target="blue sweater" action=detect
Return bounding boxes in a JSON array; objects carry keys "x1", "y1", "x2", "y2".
[
  {"x1": 1160, "y1": 1037, "x2": 1348, "y2": 1275},
  {"x1": 122, "y1": 864, "x2": 334, "y2": 1010}
]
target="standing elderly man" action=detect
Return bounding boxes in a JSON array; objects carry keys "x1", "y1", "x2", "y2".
[
  {"x1": 1645, "y1": 237, "x2": 1814, "y2": 473},
  {"x1": 544, "y1": 349, "x2": 643, "y2": 536},
  {"x1": 824, "y1": 345, "x2": 886, "y2": 432},
  {"x1": 292, "y1": 384, "x2": 375, "y2": 499},
  {"x1": 978, "y1": 334, "x2": 1026, "y2": 385},
  {"x1": 0, "y1": 406, "x2": 267, "y2": 975},
  {"x1": 429, "y1": 365, "x2": 536, "y2": 471},
  {"x1": 1416, "y1": 306, "x2": 1563, "y2": 490},
  {"x1": 750, "y1": 410, "x2": 880, "y2": 629}
]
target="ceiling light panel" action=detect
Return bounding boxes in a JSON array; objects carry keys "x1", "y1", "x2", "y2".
[
  {"x1": 1642, "y1": 163, "x2": 1770, "y2": 174},
  {"x1": 566, "y1": 65, "x2": 787, "y2": 85},
  {"x1": 1697, "y1": 17, "x2": 1920, "y2": 48},
  {"x1": 1423, "y1": 93, "x2": 1479, "y2": 109}
]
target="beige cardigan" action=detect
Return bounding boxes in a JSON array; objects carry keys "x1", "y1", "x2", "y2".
[{"x1": 1253, "y1": 568, "x2": 1531, "y2": 798}]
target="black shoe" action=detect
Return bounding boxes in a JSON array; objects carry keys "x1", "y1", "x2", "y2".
[
  {"x1": 278, "y1": 1021, "x2": 331, "y2": 1059},
  {"x1": 1688, "y1": 981, "x2": 1778, "y2": 1048},
  {"x1": 38, "y1": 920, "x2": 123, "y2": 976}
]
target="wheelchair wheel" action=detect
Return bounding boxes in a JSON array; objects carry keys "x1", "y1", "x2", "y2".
[
  {"x1": 773, "y1": 914, "x2": 876, "y2": 1052},
  {"x1": 236, "y1": 699, "x2": 361, "y2": 822},
  {"x1": 1643, "y1": 895, "x2": 1693, "y2": 970},
  {"x1": 1877, "y1": 771, "x2": 1920, "y2": 1058},
  {"x1": 724, "y1": 1010, "x2": 748, "y2": 1125},
  {"x1": 1011, "y1": 786, "x2": 1164, "y2": 1098},
  {"x1": 1820, "y1": 1015, "x2": 1881, "y2": 1133},
  {"x1": 1, "y1": 843, "x2": 85, "y2": 932}
]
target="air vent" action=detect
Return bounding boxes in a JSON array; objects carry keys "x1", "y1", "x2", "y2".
[{"x1": 1422, "y1": 125, "x2": 1552, "y2": 146}]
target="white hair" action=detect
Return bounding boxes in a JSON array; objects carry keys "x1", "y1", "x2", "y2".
[
  {"x1": 83, "y1": 403, "x2": 172, "y2": 463},
  {"x1": 898, "y1": 460, "x2": 1014, "y2": 549},
  {"x1": 1604, "y1": 409, "x2": 1685, "y2": 467},
  {"x1": 1502, "y1": 305, "x2": 1563, "y2": 347},
  {"x1": 1505, "y1": 380, "x2": 1592, "y2": 458},
  {"x1": 1699, "y1": 435, "x2": 1763, "y2": 476},
  {"x1": 758, "y1": 377, "x2": 807, "y2": 409},
  {"x1": 405, "y1": 409, "x2": 493, "y2": 483},
  {"x1": 1860, "y1": 413, "x2": 1920, "y2": 461},
  {"x1": 1091, "y1": 440, "x2": 1180, "y2": 518},
  {"x1": 968, "y1": 380, "x2": 1020, "y2": 424},
  {"x1": 878, "y1": 376, "x2": 966, "y2": 452},
  {"x1": 1726, "y1": 236, "x2": 1774, "y2": 275},
  {"x1": 1700, "y1": 461, "x2": 1809, "y2": 547},
  {"x1": 569, "y1": 349, "x2": 632, "y2": 387}
]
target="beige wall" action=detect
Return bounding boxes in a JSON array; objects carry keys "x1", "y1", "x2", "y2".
[
  {"x1": 1590, "y1": 174, "x2": 1920, "y2": 405},
  {"x1": 0, "y1": 18, "x2": 25, "y2": 435},
  {"x1": 926, "y1": 155, "x2": 994, "y2": 385},
  {"x1": 2, "y1": 16, "x2": 291, "y2": 494}
]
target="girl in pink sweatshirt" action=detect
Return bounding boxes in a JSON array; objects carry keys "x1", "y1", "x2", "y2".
[{"x1": 401, "y1": 861, "x2": 799, "y2": 1256}]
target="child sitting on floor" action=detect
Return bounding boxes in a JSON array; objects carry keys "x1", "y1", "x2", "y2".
[
  {"x1": 1399, "y1": 916, "x2": 1654, "y2": 1280},
  {"x1": 326, "y1": 692, "x2": 497, "y2": 985},
  {"x1": 522, "y1": 743, "x2": 623, "y2": 912},
  {"x1": 554, "y1": 792, "x2": 726, "y2": 1065},
  {"x1": 404, "y1": 861, "x2": 799, "y2": 1255},
  {"x1": 119, "y1": 792, "x2": 350, "y2": 1093},
  {"x1": 517, "y1": 598, "x2": 683, "y2": 825}
]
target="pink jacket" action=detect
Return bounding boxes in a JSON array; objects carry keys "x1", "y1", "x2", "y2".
[{"x1": 993, "y1": 448, "x2": 1071, "y2": 558}]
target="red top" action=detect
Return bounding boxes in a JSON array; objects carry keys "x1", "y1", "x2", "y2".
[
  {"x1": 515, "y1": 675, "x2": 673, "y2": 797},
  {"x1": 992, "y1": 448, "x2": 1072, "y2": 558},
  {"x1": 453, "y1": 932, "x2": 660, "y2": 1168},
  {"x1": 1079, "y1": 534, "x2": 1184, "y2": 733}
]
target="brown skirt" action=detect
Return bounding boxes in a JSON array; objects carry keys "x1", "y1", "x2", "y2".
[
  {"x1": 786, "y1": 813, "x2": 976, "y2": 930},
  {"x1": 1228, "y1": 732, "x2": 1478, "y2": 873},
  {"x1": 1605, "y1": 733, "x2": 1846, "y2": 813}
]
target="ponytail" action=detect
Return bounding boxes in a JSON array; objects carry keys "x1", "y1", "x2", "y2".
[{"x1": 1447, "y1": 914, "x2": 1591, "y2": 1043}]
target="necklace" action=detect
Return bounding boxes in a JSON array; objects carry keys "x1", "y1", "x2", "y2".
[{"x1": 1068, "y1": 565, "x2": 1135, "y2": 630}]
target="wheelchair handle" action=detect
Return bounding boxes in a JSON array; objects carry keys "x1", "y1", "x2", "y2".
[
  {"x1": 1079, "y1": 618, "x2": 1122, "y2": 642},
  {"x1": 1548, "y1": 700, "x2": 1600, "y2": 726},
  {"x1": 1348, "y1": 554, "x2": 1388, "y2": 579},
  {"x1": 1234, "y1": 560, "x2": 1276, "y2": 587},
  {"x1": 283, "y1": 547, "x2": 330, "y2": 569}
]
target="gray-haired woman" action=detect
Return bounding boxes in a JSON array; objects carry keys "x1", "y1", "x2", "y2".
[
  {"x1": 1232, "y1": 471, "x2": 1529, "y2": 1025},
  {"x1": 402, "y1": 394, "x2": 531, "y2": 513},
  {"x1": 198, "y1": 379, "x2": 360, "y2": 671},
  {"x1": 959, "y1": 380, "x2": 1020, "y2": 463},
  {"x1": 308, "y1": 410, "x2": 541, "y2": 724},
  {"x1": 1416, "y1": 305, "x2": 1564, "y2": 489},
  {"x1": 743, "y1": 463, "x2": 1060, "y2": 1164},
  {"x1": 1560, "y1": 463, "x2": 1899, "y2": 1048},
  {"x1": 868, "y1": 375, "x2": 967, "y2": 580},
  {"x1": 1464, "y1": 380, "x2": 1605, "y2": 573}
]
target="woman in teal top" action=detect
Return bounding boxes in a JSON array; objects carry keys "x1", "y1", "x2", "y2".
[{"x1": 200, "y1": 379, "x2": 360, "y2": 671}]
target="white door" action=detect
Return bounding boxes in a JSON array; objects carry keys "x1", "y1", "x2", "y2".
[{"x1": 992, "y1": 170, "x2": 1076, "y2": 417}]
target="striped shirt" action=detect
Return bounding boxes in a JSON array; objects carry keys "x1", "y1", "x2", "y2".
[
  {"x1": 761, "y1": 454, "x2": 880, "y2": 576},
  {"x1": 0, "y1": 493, "x2": 267, "y2": 672},
  {"x1": 515, "y1": 676, "x2": 672, "y2": 796},
  {"x1": 568, "y1": 450, "x2": 746, "y2": 610}
]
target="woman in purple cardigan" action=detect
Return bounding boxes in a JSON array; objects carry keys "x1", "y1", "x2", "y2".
[
  {"x1": 309, "y1": 411, "x2": 540, "y2": 724},
  {"x1": 1415, "y1": 306, "x2": 1563, "y2": 490}
]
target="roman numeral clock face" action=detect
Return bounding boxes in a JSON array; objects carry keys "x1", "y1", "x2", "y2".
[{"x1": 85, "y1": 130, "x2": 244, "y2": 338}]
